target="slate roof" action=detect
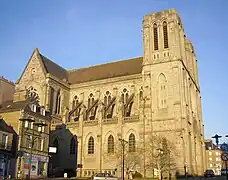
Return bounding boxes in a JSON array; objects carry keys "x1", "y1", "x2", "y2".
[
  {"x1": 67, "y1": 57, "x2": 143, "y2": 84},
  {"x1": 0, "y1": 100, "x2": 28, "y2": 113},
  {"x1": 40, "y1": 54, "x2": 68, "y2": 81},
  {"x1": 38, "y1": 53, "x2": 143, "y2": 84},
  {"x1": 0, "y1": 119, "x2": 16, "y2": 134}
]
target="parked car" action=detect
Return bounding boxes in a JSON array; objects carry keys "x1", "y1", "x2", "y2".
[
  {"x1": 204, "y1": 169, "x2": 215, "y2": 178},
  {"x1": 92, "y1": 173, "x2": 119, "y2": 180},
  {"x1": 221, "y1": 168, "x2": 227, "y2": 176}
]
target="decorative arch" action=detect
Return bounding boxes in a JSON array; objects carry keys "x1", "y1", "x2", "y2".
[
  {"x1": 163, "y1": 21, "x2": 169, "y2": 48},
  {"x1": 153, "y1": 23, "x2": 159, "y2": 50},
  {"x1": 103, "y1": 91, "x2": 116, "y2": 119},
  {"x1": 157, "y1": 73, "x2": 168, "y2": 109},
  {"x1": 86, "y1": 93, "x2": 98, "y2": 120}
]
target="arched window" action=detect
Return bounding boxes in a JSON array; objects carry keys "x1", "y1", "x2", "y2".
[
  {"x1": 88, "y1": 93, "x2": 94, "y2": 108},
  {"x1": 163, "y1": 21, "x2": 169, "y2": 48},
  {"x1": 53, "y1": 138, "x2": 58, "y2": 153},
  {"x1": 153, "y1": 23, "x2": 159, "y2": 50},
  {"x1": 107, "y1": 135, "x2": 114, "y2": 153},
  {"x1": 88, "y1": 136, "x2": 94, "y2": 154},
  {"x1": 104, "y1": 91, "x2": 112, "y2": 106},
  {"x1": 129, "y1": 133, "x2": 136, "y2": 152},
  {"x1": 122, "y1": 88, "x2": 129, "y2": 105},
  {"x1": 55, "y1": 90, "x2": 61, "y2": 114},
  {"x1": 70, "y1": 137, "x2": 76, "y2": 154},
  {"x1": 158, "y1": 73, "x2": 167, "y2": 109},
  {"x1": 72, "y1": 96, "x2": 79, "y2": 110}
]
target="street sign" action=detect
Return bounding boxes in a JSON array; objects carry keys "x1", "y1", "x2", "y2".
[
  {"x1": 221, "y1": 152, "x2": 228, "y2": 161},
  {"x1": 221, "y1": 143, "x2": 228, "y2": 152}
]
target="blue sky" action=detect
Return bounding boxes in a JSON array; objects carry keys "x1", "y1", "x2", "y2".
[{"x1": 0, "y1": 0, "x2": 227, "y2": 143}]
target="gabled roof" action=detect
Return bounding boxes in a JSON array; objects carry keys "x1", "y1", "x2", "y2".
[
  {"x1": 0, "y1": 119, "x2": 16, "y2": 134},
  {"x1": 20, "y1": 48, "x2": 143, "y2": 85},
  {"x1": 40, "y1": 54, "x2": 68, "y2": 81},
  {"x1": 67, "y1": 57, "x2": 143, "y2": 84}
]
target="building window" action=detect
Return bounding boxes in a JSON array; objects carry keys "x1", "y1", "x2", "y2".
[
  {"x1": 72, "y1": 96, "x2": 81, "y2": 121},
  {"x1": 26, "y1": 135, "x2": 32, "y2": 148},
  {"x1": 38, "y1": 139, "x2": 43, "y2": 151},
  {"x1": 129, "y1": 133, "x2": 136, "y2": 152},
  {"x1": 31, "y1": 104, "x2": 37, "y2": 112},
  {"x1": 107, "y1": 135, "x2": 114, "y2": 153},
  {"x1": 216, "y1": 157, "x2": 220, "y2": 161},
  {"x1": 104, "y1": 91, "x2": 112, "y2": 107},
  {"x1": 26, "y1": 86, "x2": 40, "y2": 103},
  {"x1": 55, "y1": 90, "x2": 61, "y2": 114},
  {"x1": 122, "y1": 88, "x2": 129, "y2": 105},
  {"x1": 209, "y1": 157, "x2": 212, "y2": 161},
  {"x1": 88, "y1": 136, "x2": 94, "y2": 154},
  {"x1": 210, "y1": 164, "x2": 213, "y2": 168},
  {"x1": 209, "y1": 151, "x2": 212, "y2": 156},
  {"x1": 163, "y1": 21, "x2": 169, "y2": 48},
  {"x1": 153, "y1": 23, "x2": 159, "y2": 50},
  {"x1": 216, "y1": 152, "x2": 220, "y2": 156},
  {"x1": 88, "y1": 93, "x2": 95, "y2": 108},
  {"x1": 1, "y1": 134, "x2": 8, "y2": 148},
  {"x1": 70, "y1": 137, "x2": 76, "y2": 155}
]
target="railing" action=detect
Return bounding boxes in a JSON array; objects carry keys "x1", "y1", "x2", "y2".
[
  {"x1": 124, "y1": 115, "x2": 139, "y2": 122},
  {"x1": 103, "y1": 117, "x2": 118, "y2": 124},
  {"x1": 66, "y1": 121, "x2": 80, "y2": 128},
  {"x1": 84, "y1": 120, "x2": 98, "y2": 126}
]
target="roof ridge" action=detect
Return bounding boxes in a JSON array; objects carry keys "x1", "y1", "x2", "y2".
[{"x1": 67, "y1": 56, "x2": 143, "y2": 73}]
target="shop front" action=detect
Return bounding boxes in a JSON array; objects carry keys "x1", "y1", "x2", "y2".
[{"x1": 23, "y1": 152, "x2": 49, "y2": 178}]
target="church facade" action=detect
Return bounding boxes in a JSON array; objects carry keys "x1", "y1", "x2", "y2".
[{"x1": 13, "y1": 9, "x2": 205, "y2": 177}]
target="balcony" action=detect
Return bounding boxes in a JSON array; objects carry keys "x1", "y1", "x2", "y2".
[
  {"x1": 84, "y1": 120, "x2": 98, "y2": 126},
  {"x1": 124, "y1": 115, "x2": 139, "y2": 123},
  {"x1": 103, "y1": 117, "x2": 118, "y2": 124}
]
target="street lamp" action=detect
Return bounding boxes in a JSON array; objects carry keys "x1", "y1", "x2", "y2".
[
  {"x1": 19, "y1": 118, "x2": 47, "y2": 179},
  {"x1": 118, "y1": 138, "x2": 128, "y2": 180},
  {"x1": 157, "y1": 148, "x2": 164, "y2": 180}
]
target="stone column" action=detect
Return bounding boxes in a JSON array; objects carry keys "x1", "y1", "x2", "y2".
[
  {"x1": 45, "y1": 85, "x2": 50, "y2": 111},
  {"x1": 44, "y1": 162, "x2": 48, "y2": 177},
  {"x1": 77, "y1": 136, "x2": 83, "y2": 177}
]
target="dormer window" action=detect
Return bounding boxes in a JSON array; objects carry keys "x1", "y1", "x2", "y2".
[
  {"x1": 31, "y1": 104, "x2": 36, "y2": 112},
  {"x1": 25, "y1": 121, "x2": 29, "y2": 128},
  {"x1": 40, "y1": 108, "x2": 46, "y2": 116}
]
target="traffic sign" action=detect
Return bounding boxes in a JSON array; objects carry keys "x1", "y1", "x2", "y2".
[
  {"x1": 221, "y1": 143, "x2": 228, "y2": 152},
  {"x1": 221, "y1": 152, "x2": 228, "y2": 161}
]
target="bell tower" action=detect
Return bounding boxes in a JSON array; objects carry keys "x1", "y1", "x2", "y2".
[{"x1": 142, "y1": 9, "x2": 185, "y2": 66}]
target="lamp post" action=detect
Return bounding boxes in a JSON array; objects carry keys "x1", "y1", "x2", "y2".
[
  {"x1": 119, "y1": 138, "x2": 128, "y2": 180},
  {"x1": 157, "y1": 148, "x2": 164, "y2": 180},
  {"x1": 19, "y1": 118, "x2": 47, "y2": 180}
]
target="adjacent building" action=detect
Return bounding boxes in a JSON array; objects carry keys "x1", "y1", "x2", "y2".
[
  {"x1": 205, "y1": 139, "x2": 222, "y2": 175},
  {"x1": 0, "y1": 117, "x2": 17, "y2": 178},
  {"x1": 0, "y1": 76, "x2": 15, "y2": 105},
  {"x1": 0, "y1": 98, "x2": 51, "y2": 179},
  {"x1": 9, "y1": 8, "x2": 205, "y2": 177}
]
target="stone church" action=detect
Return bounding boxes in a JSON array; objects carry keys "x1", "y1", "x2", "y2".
[{"x1": 13, "y1": 9, "x2": 205, "y2": 177}]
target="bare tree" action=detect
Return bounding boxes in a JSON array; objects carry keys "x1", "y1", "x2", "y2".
[
  {"x1": 145, "y1": 134, "x2": 178, "y2": 180},
  {"x1": 103, "y1": 139, "x2": 143, "y2": 176}
]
